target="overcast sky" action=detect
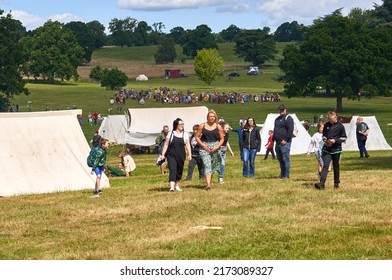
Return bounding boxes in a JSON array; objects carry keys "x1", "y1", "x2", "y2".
[{"x1": 1, "y1": 0, "x2": 383, "y2": 33}]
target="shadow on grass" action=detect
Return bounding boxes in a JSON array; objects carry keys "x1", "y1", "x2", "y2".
[{"x1": 27, "y1": 79, "x2": 78, "y2": 86}]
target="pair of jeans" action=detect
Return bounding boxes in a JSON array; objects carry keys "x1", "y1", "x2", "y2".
[
  {"x1": 357, "y1": 139, "x2": 368, "y2": 157},
  {"x1": 275, "y1": 142, "x2": 291, "y2": 178},
  {"x1": 242, "y1": 148, "x2": 257, "y2": 177},
  {"x1": 218, "y1": 149, "x2": 227, "y2": 178}
]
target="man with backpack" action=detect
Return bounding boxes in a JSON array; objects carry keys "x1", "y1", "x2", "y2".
[
  {"x1": 273, "y1": 104, "x2": 294, "y2": 179},
  {"x1": 87, "y1": 138, "x2": 109, "y2": 195}
]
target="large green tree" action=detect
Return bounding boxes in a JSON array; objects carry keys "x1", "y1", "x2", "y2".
[
  {"x1": 168, "y1": 26, "x2": 185, "y2": 44},
  {"x1": 100, "y1": 68, "x2": 128, "y2": 90},
  {"x1": 0, "y1": 10, "x2": 29, "y2": 111},
  {"x1": 182, "y1": 25, "x2": 218, "y2": 57},
  {"x1": 21, "y1": 21, "x2": 84, "y2": 82},
  {"x1": 194, "y1": 48, "x2": 224, "y2": 86},
  {"x1": 64, "y1": 21, "x2": 95, "y2": 62},
  {"x1": 280, "y1": 10, "x2": 392, "y2": 112},
  {"x1": 108, "y1": 17, "x2": 137, "y2": 47},
  {"x1": 133, "y1": 21, "x2": 152, "y2": 46},
  {"x1": 154, "y1": 36, "x2": 176, "y2": 64},
  {"x1": 220, "y1": 24, "x2": 242, "y2": 42},
  {"x1": 86, "y1": 20, "x2": 107, "y2": 48},
  {"x1": 273, "y1": 21, "x2": 305, "y2": 42},
  {"x1": 234, "y1": 28, "x2": 277, "y2": 66}
]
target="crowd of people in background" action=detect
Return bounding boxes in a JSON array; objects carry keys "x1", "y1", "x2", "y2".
[{"x1": 114, "y1": 87, "x2": 281, "y2": 106}]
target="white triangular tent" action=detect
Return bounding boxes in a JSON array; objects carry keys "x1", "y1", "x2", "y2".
[
  {"x1": 98, "y1": 114, "x2": 128, "y2": 144},
  {"x1": 125, "y1": 106, "x2": 209, "y2": 146},
  {"x1": 0, "y1": 110, "x2": 109, "y2": 197},
  {"x1": 257, "y1": 113, "x2": 312, "y2": 155},
  {"x1": 136, "y1": 74, "x2": 148, "y2": 81},
  {"x1": 342, "y1": 116, "x2": 392, "y2": 151}
]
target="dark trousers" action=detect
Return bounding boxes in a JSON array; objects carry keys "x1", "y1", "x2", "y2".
[
  {"x1": 357, "y1": 139, "x2": 368, "y2": 157},
  {"x1": 320, "y1": 152, "x2": 341, "y2": 186},
  {"x1": 264, "y1": 147, "x2": 275, "y2": 159},
  {"x1": 186, "y1": 156, "x2": 204, "y2": 180},
  {"x1": 167, "y1": 155, "x2": 185, "y2": 182}
]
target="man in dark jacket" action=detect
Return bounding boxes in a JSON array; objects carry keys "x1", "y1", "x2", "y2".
[
  {"x1": 315, "y1": 111, "x2": 347, "y2": 190},
  {"x1": 273, "y1": 104, "x2": 294, "y2": 179}
]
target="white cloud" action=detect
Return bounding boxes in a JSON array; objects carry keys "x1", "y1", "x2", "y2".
[
  {"x1": 49, "y1": 13, "x2": 83, "y2": 24},
  {"x1": 10, "y1": 10, "x2": 43, "y2": 29},
  {"x1": 256, "y1": 0, "x2": 383, "y2": 31},
  {"x1": 10, "y1": 11, "x2": 83, "y2": 30},
  {"x1": 216, "y1": 3, "x2": 249, "y2": 13},
  {"x1": 117, "y1": 0, "x2": 236, "y2": 10}
]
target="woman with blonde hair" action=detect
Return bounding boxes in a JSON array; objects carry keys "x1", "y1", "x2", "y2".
[{"x1": 195, "y1": 109, "x2": 224, "y2": 190}]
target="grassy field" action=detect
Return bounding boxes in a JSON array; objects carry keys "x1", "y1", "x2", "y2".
[{"x1": 2, "y1": 44, "x2": 392, "y2": 260}]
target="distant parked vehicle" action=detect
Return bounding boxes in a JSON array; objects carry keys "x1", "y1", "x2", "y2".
[
  {"x1": 247, "y1": 70, "x2": 258, "y2": 75},
  {"x1": 228, "y1": 72, "x2": 240, "y2": 77},
  {"x1": 180, "y1": 73, "x2": 188, "y2": 78}
]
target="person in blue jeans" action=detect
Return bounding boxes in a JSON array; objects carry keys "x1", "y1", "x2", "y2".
[
  {"x1": 218, "y1": 121, "x2": 234, "y2": 183},
  {"x1": 356, "y1": 116, "x2": 369, "y2": 158},
  {"x1": 241, "y1": 117, "x2": 261, "y2": 177},
  {"x1": 273, "y1": 104, "x2": 294, "y2": 179}
]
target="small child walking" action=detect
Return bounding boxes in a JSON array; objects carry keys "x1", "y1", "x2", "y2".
[{"x1": 264, "y1": 130, "x2": 275, "y2": 160}]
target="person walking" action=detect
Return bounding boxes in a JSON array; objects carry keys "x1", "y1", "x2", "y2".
[
  {"x1": 87, "y1": 138, "x2": 109, "y2": 195},
  {"x1": 186, "y1": 124, "x2": 204, "y2": 181},
  {"x1": 315, "y1": 111, "x2": 347, "y2": 190},
  {"x1": 356, "y1": 116, "x2": 370, "y2": 158},
  {"x1": 231, "y1": 123, "x2": 244, "y2": 161},
  {"x1": 155, "y1": 125, "x2": 169, "y2": 174},
  {"x1": 218, "y1": 121, "x2": 234, "y2": 183},
  {"x1": 195, "y1": 109, "x2": 224, "y2": 190},
  {"x1": 264, "y1": 130, "x2": 275, "y2": 160},
  {"x1": 92, "y1": 130, "x2": 101, "y2": 148},
  {"x1": 273, "y1": 104, "x2": 294, "y2": 179},
  {"x1": 160, "y1": 118, "x2": 192, "y2": 192},
  {"x1": 306, "y1": 122, "x2": 327, "y2": 179},
  {"x1": 242, "y1": 117, "x2": 261, "y2": 177}
]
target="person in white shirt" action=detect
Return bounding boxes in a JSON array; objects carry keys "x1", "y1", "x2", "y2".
[{"x1": 306, "y1": 122, "x2": 330, "y2": 179}]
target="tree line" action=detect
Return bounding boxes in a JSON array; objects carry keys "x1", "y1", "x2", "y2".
[{"x1": 1, "y1": 0, "x2": 392, "y2": 112}]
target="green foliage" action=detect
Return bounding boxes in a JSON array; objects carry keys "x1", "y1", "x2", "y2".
[
  {"x1": 182, "y1": 25, "x2": 218, "y2": 57},
  {"x1": 89, "y1": 65, "x2": 104, "y2": 81},
  {"x1": 194, "y1": 48, "x2": 225, "y2": 86},
  {"x1": 64, "y1": 21, "x2": 96, "y2": 62},
  {"x1": 108, "y1": 17, "x2": 137, "y2": 47},
  {"x1": 220, "y1": 24, "x2": 242, "y2": 42},
  {"x1": 168, "y1": 26, "x2": 185, "y2": 44},
  {"x1": 0, "y1": 10, "x2": 29, "y2": 111},
  {"x1": 273, "y1": 21, "x2": 305, "y2": 42},
  {"x1": 86, "y1": 20, "x2": 107, "y2": 48},
  {"x1": 20, "y1": 21, "x2": 84, "y2": 82},
  {"x1": 234, "y1": 28, "x2": 277, "y2": 66},
  {"x1": 100, "y1": 68, "x2": 128, "y2": 90},
  {"x1": 133, "y1": 21, "x2": 152, "y2": 46},
  {"x1": 154, "y1": 36, "x2": 176, "y2": 64},
  {"x1": 280, "y1": 10, "x2": 392, "y2": 112}
]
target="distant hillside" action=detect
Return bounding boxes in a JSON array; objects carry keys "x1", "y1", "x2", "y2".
[{"x1": 78, "y1": 42, "x2": 289, "y2": 80}]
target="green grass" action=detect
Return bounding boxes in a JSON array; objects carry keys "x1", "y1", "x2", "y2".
[{"x1": 3, "y1": 44, "x2": 392, "y2": 260}]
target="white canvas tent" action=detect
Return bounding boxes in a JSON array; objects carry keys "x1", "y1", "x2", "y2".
[
  {"x1": 257, "y1": 113, "x2": 312, "y2": 155},
  {"x1": 0, "y1": 110, "x2": 109, "y2": 197},
  {"x1": 125, "y1": 106, "x2": 209, "y2": 146},
  {"x1": 98, "y1": 114, "x2": 129, "y2": 144},
  {"x1": 342, "y1": 116, "x2": 392, "y2": 151},
  {"x1": 136, "y1": 74, "x2": 148, "y2": 81}
]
